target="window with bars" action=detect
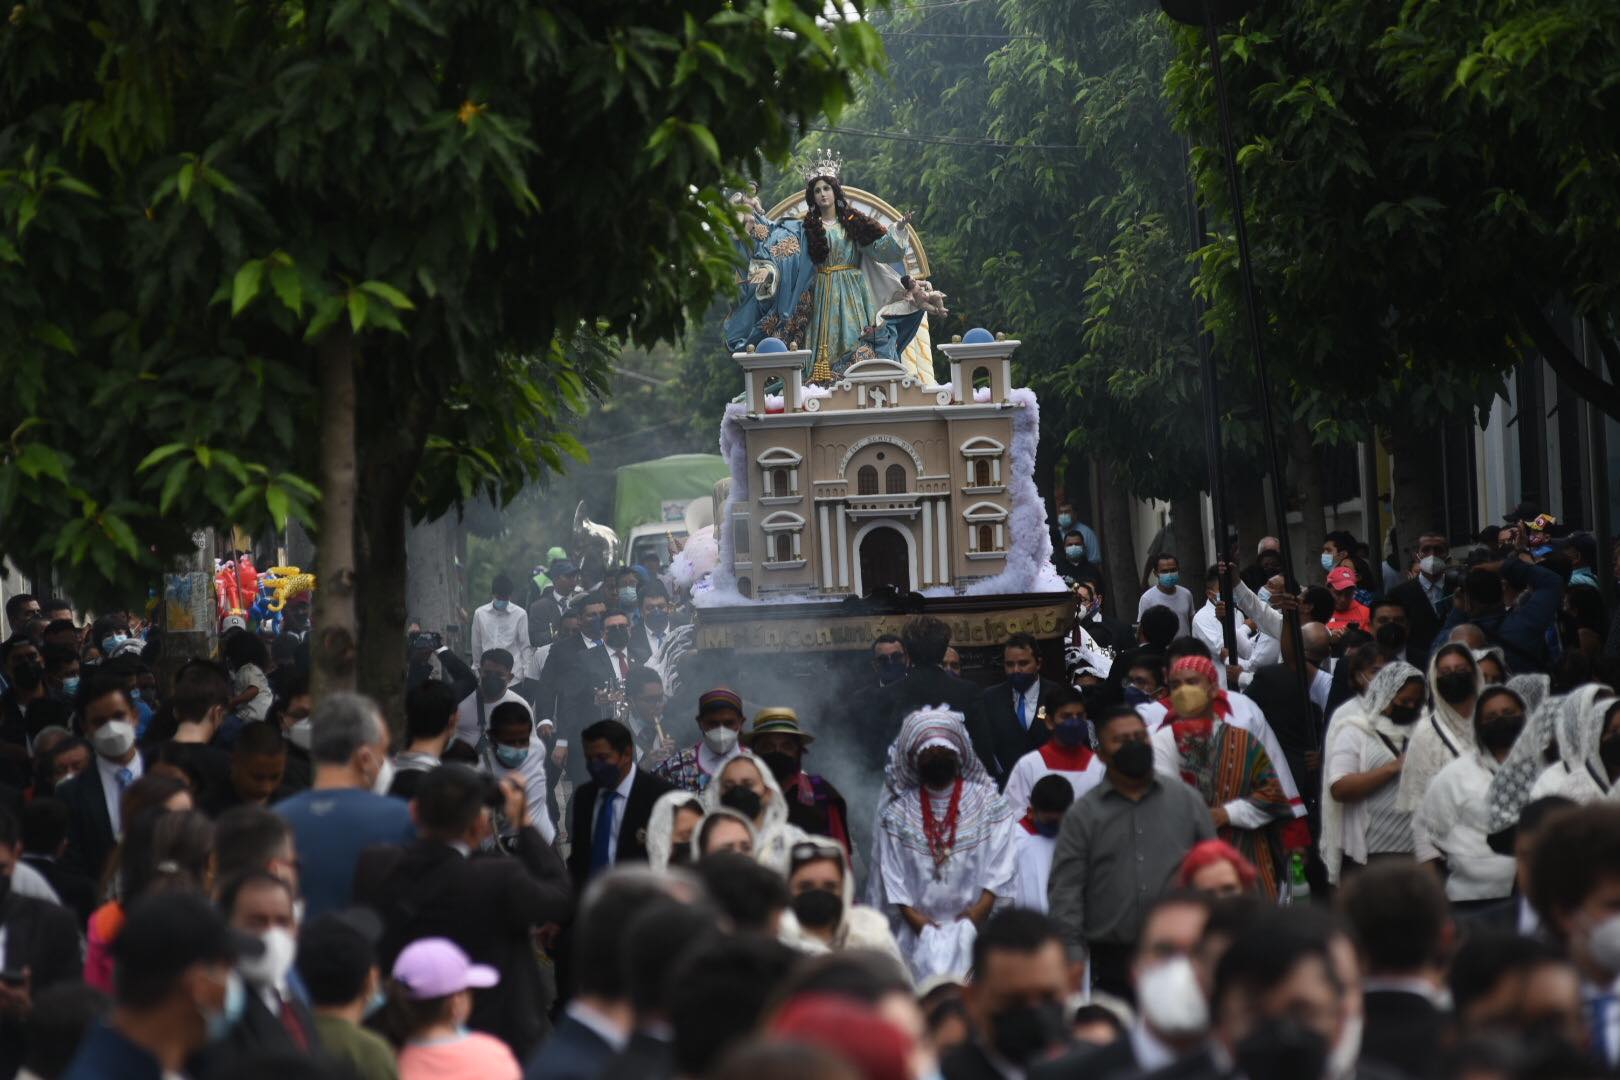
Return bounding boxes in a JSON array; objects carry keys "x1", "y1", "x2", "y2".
[
  {"x1": 885, "y1": 464, "x2": 906, "y2": 494},
  {"x1": 857, "y1": 466, "x2": 879, "y2": 496}
]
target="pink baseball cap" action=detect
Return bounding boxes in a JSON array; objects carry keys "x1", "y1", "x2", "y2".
[
  {"x1": 392, "y1": 937, "x2": 499, "y2": 999},
  {"x1": 1326, "y1": 566, "x2": 1357, "y2": 591}
]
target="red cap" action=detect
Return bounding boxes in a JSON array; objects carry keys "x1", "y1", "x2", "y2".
[{"x1": 1326, "y1": 566, "x2": 1357, "y2": 591}]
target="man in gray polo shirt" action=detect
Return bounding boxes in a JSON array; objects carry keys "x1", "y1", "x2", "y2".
[{"x1": 1047, "y1": 703, "x2": 1214, "y2": 1002}]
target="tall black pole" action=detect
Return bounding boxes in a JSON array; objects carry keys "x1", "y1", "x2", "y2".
[{"x1": 1183, "y1": 140, "x2": 1237, "y2": 663}]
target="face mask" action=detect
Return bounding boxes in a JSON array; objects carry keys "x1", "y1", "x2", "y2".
[
  {"x1": 604, "y1": 626, "x2": 631, "y2": 650},
  {"x1": 1123, "y1": 685, "x2": 1152, "y2": 707},
  {"x1": 240, "y1": 927, "x2": 297, "y2": 989},
  {"x1": 492, "y1": 598, "x2": 509, "y2": 612},
  {"x1": 876, "y1": 655, "x2": 908, "y2": 686},
  {"x1": 1076, "y1": 600, "x2": 1096, "y2": 621},
  {"x1": 1585, "y1": 912, "x2": 1620, "y2": 975},
  {"x1": 494, "y1": 744, "x2": 529, "y2": 769},
  {"x1": 582, "y1": 616, "x2": 603, "y2": 640},
  {"x1": 480, "y1": 673, "x2": 508, "y2": 700},
  {"x1": 1057, "y1": 513, "x2": 1073, "y2": 529},
  {"x1": 1256, "y1": 586, "x2": 1271, "y2": 605},
  {"x1": 791, "y1": 887, "x2": 843, "y2": 930},
  {"x1": 917, "y1": 755, "x2": 959, "y2": 789},
  {"x1": 12, "y1": 661, "x2": 43, "y2": 691},
  {"x1": 1158, "y1": 572, "x2": 1180, "y2": 589},
  {"x1": 287, "y1": 719, "x2": 313, "y2": 751},
  {"x1": 1113, "y1": 740, "x2": 1154, "y2": 780},
  {"x1": 761, "y1": 750, "x2": 801, "y2": 782},
  {"x1": 1387, "y1": 703, "x2": 1421, "y2": 726},
  {"x1": 1137, "y1": 956, "x2": 1209, "y2": 1036},
  {"x1": 988, "y1": 1001, "x2": 1066, "y2": 1067},
  {"x1": 1320, "y1": 552, "x2": 1336, "y2": 572},
  {"x1": 101, "y1": 634, "x2": 129, "y2": 655},
  {"x1": 1008, "y1": 671, "x2": 1038, "y2": 693},
  {"x1": 1233, "y1": 1018, "x2": 1329, "y2": 1080},
  {"x1": 645, "y1": 611, "x2": 670, "y2": 633},
  {"x1": 703, "y1": 725, "x2": 739, "y2": 756},
  {"x1": 364, "y1": 984, "x2": 388, "y2": 1018},
  {"x1": 60, "y1": 675, "x2": 80, "y2": 697},
  {"x1": 720, "y1": 785, "x2": 763, "y2": 820},
  {"x1": 91, "y1": 719, "x2": 135, "y2": 759},
  {"x1": 1170, "y1": 683, "x2": 1212, "y2": 717},
  {"x1": 1375, "y1": 622, "x2": 1408, "y2": 654},
  {"x1": 586, "y1": 758, "x2": 622, "y2": 790},
  {"x1": 617, "y1": 587, "x2": 639, "y2": 608},
  {"x1": 1478, "y1": 713, "x2": 1524, "y2": 754},
  {"x1": 203, "y1": 969, "x2": 247, "y2": 1041},
  {"x1": 1327, "y1": 1014, "x2": 1363, "y2": 1080},
  {"x1": 1053, "y1": 717, "x2": 1088, "y2": 748},
  {"x1": 1419, "y1": 555, "x2": 1446, "y2": 577},
  {"x1": 1033, "y1": 819, "x2": 1061, "y2": 839},
  {"x1": 1065, "y1": 544, "x2": 1085, "y2": 561},
  {"x1": 1601, "y1": 734, "x2": 1620, "y2": 775},
  {"x1": 1435, "y1": 671, "x2": 1475, "y2": 705},
  {"x1": 371, "y1": 757, "x2": 395, "y2": 795}
]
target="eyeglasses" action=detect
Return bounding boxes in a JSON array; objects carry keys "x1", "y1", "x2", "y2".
[{"x1": 789, "y1": 839, "x2": 843, "y2": 867}]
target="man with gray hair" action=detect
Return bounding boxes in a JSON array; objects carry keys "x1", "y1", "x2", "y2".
[{"x1": 275, "y1": 692, "x2": 412, "y2": 919}]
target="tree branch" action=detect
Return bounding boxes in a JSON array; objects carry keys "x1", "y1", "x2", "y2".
[{"x1": 1518, "y1": 302, "x2": 1620, "y2": 423}]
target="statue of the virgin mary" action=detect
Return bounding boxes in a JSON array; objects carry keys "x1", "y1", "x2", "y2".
[{"x1": 723, "y1": 152, "x2": 946, "y2": 386}]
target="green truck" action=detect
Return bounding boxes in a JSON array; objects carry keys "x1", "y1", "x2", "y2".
[{"x1": 614, "y1": 453, "x2": 732, "y2": 569}]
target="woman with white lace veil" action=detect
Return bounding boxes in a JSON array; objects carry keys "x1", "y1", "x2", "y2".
[
  {"x1": 1320, "y1": 661, "x2": 1425, "y2": 884},
  {"x1": 1527, "y1": 684, "x2": 1615, "y2": 802},
  {"x1": 644, "y1": 789, "x2": 707, "y2": 871},
  {"x1": 1397, "y1": 643, "x2": 1482, "y2": 813},
  {"x1": 700, "y1": 750, "x2": 810, "y2": 874}
]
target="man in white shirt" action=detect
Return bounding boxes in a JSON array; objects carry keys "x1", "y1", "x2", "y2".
[
  {"x1": 1137, "y1": 553, "x2": 1196, "y2": 638},
  {"x1": 1192, "y1": 565, "x2": 1259, "y2": 677},
  {"x1": 470, "y1": 573, "x2": 531, "y2": 678},
  {"x1": 485, "y1": 701, "x2": 556, "y2": 844},
  {"x1": 455, "y1": 648, "x2": 547, "y2": 752},
  {"x1": 1011, "y1": 775, "x2": 1074, "y2": 912}
]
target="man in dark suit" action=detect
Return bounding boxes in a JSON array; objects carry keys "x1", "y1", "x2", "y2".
[
  {"x1": 19, "y1": 798, "x2": 96, "y2": 926},
  {"x1": 856, "y1": 616, "x2": 987, "y2": 771},
  {"x1": 1385, "y1": 531, "x2": 1453, "y2": 663},
  {"x1": 0, "y1": 807, "x2": 83, "y2": 1078},
  {"x1": 941, "y1": 910, "x2": 1073, "y2": 1080},
  {"x1": 568, "y1": 720, "x2": 675, "y2": 892},
  {"x1": 533, "y1": 597, "x2": 618, "y2": 783},
  {"x1": 1031, "y1": 893, "x2": 1215, "y2": 1080},
  {"x1": 980, "y1": 632, "x2": 1065, "y2": 787},
  {"x1": 354, "y1": 764, "x2": 573, "y2": 1058},
  {"x1": 1339, "y1": 863, "x2": 1452, "y2": 1080},
  {"x1": 627, "y1": 582, "x2": 673, "y2": 665},
  {"x1": 56, "y1": 675, "x2": 145, "y2": 881}
]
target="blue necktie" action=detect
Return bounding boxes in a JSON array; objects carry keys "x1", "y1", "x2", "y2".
[
  {"x1": 591, "y1": 790, "x2": 618, "y2": 871},
  {"x1": 1592, "y1": 996, "x2": 1615, "y2": 1065},
  {"x1": 115, "y1": 767, "x2": 134, "y2": 789},
  {"x1": 1016, "y1": 693, "x2": 1027, "y2": 731}
]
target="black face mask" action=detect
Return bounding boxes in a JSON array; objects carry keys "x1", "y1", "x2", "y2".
[
  {"x1": 1387, "y1": 703, "x2": 1421, "y2": 726},
  {"x1": 790, "y1": 887, "x2": 843, "y2": 930},
  {"x1": 1436, "y1": 671, "x2": 1476, "y2": 705},
  {"x1": 645, "y1": 611, "x2": 670, "y2": 633},
  {"x1": 1375, "y1": 622, "x2": 1408, "y2": 655},
  {"x1": 876, "y1": 656, "x2": 907, "y2": 686},
  {"x1": 917, "y1": 755, "x2": 959, "y2": 788},
  {"x1": 988, "y1": 1001, "x2": 1066, "y2": 1067},
  {"x1": 1112, "y1": 740, "x2": 1153, "y2": 780},
  {"x1": 480, "y1": 673, "x2": 508, "y2": 700},
  {"x1": 1478, "y1": 714, "x2": 1525, "y2": 754},
  {"x1": 604, "y1": 626, "x2": 630, "y2": 650},
  {"x1": 761, "y1": 750, "x2": 801, "y2": 782},
  {"x1": 720, "y1": 785, "x2": 763, "y2": 820},
  {"x1": 1233, "y1": 1019, "x2": 1328, "y2": 1080},
  {"x1": 1601, "y1": 734, "x2": 1620, "y2": 776},
  {"x1": 10, "y1": 662, "x2": 42, "y2": 691},
  {"x1": 668, "y1": 845, "x2": 694, "y2": 868}
]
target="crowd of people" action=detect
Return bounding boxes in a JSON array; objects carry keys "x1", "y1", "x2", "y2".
[{"x1": 0, "y1": 500, "x2": 1618, "y2": 1080}]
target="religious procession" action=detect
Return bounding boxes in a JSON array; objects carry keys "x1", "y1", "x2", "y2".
[{"x1": 4, "y1": 2, "x2": 1620, "y2": 1080}]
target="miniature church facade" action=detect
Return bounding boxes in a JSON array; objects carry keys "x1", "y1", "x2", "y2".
[{"x1": 727, "y1": 335, "x2": 1023, "y2": 599}]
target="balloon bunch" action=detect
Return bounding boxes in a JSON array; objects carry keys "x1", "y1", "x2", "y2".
[{"x1": 247, "y1": 565, "x2": 316, "y2": 634}]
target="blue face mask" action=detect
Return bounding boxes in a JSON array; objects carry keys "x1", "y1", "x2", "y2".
[
  {"x1": 1008, "y1": 671, "x2": 1039, "y2": 693},
  {"x1": 205, "y1": 970, "x2": 246, "y2": 1041},
  {"x1": 618, "y1": 587, "x2": 639, "y2": 608},
  {"x1": 61, "y1": 675, "x2": 80, "y2": 697},
  {"x1": 1034, "y1": 820, "x2": 1061, "y2": 839},
  {"x1": 493, "y1": 598, "x2": 510, "y2": 612},
  {"x1": 364, "y1": 985, "x2": 387, "y2": 1018},
  {"x1": 101, "y1": 634, "x2": 128, "y2": 654},
  {"x1": 1256, "y1": 586, "x2": 1271, "y2": 605},
  {"x1": 1320, "y1": 552, "x2": 1336, "y2": 572},
  {"x1": 1158, "y1": 572, "x2": 1180, "y2": 589},
  {"x1": 1123, "y1": 685, "x2": 1152, "y2": 706},
  {"x1": 1064, "y1": 544, "x2": 1085, "y2": 561},
  {"x1": 1057, "y1": 514, "x2": 1074, "y2": 529},
  {"x1": 494, "y1": 744, "x2": 529, "y2": 769},
  {"x1": 1053, "y1": 717, "x2": 1089, "y2": 748}
]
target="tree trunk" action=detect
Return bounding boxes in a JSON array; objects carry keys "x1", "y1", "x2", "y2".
[
  {"x1": 1227, "y1": 466, "x2": 1270, "y2": 562},
  {"x1": 1288, "y1": 420, "x2": 1328, "y2": 585},
  {"x1": 1387, "y1": 422, "x2": 1441, "y2": 571},
  {"x1": 356, "y1": 500, "x2": 409, "y2": 737},
  {"x1": 406, "y1": 515, "x2": 462, "y2": 641},
  {"x1": 1096, "y1": 459, "x2": 1139, "y2": 626},
  {"x1": 312, "y1": 334, "x2": 359, "y2": 697},
  {"x1": 1169, "y1": 492, "x2": 1206, "y2": 577}
]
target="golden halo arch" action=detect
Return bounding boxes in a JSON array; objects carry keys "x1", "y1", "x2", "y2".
[{"x1": 766, "y1": 186, "x2": 931, "y2": 280}]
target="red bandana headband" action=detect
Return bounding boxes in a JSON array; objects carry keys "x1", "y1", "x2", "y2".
[{"x1": 1170, "y1": 655, "x2": 1220, "y2": 685}]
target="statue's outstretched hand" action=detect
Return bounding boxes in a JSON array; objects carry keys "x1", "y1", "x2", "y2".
[{"x1": 894, "y1": 209, "x2": 916, "y2": 230}]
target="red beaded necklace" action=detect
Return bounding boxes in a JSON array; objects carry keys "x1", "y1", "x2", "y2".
[{"x1": 920, "y1": 778, "x2": 963, "y2": 868}]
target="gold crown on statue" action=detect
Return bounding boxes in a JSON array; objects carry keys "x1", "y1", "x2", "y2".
[{"x1": 803, "y1": 148, "x2": 844, "y2": 185}]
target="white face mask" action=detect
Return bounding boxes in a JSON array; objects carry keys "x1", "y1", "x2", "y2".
[
  {"x1": 371, "y1": 757, "x2": 396, "y2": 795},
  {"x1": 1136, "y1": 956, "x2": 1208, "y2": 1037},
  {"x1": 1418, "y1": 555, "x2": 1447, "y2": 577},
  {"x1": 703, "y1": 726, "x2": 739, "y2": 756},
  {"x1": 90, "y1": 720, "x2": 136, "y2": 760},
  {"x1": 1585, "y1": 912, "x2": 1620, "y2": 977},
  {"x1": 287, "y1": 719, "x2": 313, "y2": 751},
  {"x1": 1327, "y1": 1014, "x2": 1363, "y2": 1080},
  {"x1": 240, "y1": 926, "x2": 297, "y2": 989}
]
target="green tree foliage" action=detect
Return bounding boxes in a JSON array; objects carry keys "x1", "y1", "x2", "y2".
[{"x1": 0, "y1": 1, "x2": 886, "y2": 681}]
